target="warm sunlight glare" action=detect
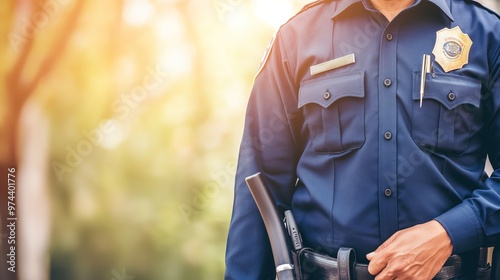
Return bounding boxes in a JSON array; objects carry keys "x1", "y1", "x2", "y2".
[
  {"x1": 158, "y1": 44, "x2": 194, "y2": 79},
  {"x1": 123, "y1": 0, "x2": 155, "y2": 26},
  {"x1": 253, "y1": 0, "x2": 294, "y2": 28}
]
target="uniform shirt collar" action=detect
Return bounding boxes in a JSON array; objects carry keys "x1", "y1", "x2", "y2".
[{"x1": 331, "y1": 0, "x2": 454, "y2": 21}]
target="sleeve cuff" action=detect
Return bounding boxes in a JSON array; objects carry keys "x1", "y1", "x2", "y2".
[{"x1": 434, "y1": 202, "x2": 484, "y2": 253}]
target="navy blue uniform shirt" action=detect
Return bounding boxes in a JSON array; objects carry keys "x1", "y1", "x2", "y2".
[{"x1": 225, "y1": 0, "x2": 500, "y2": 279}]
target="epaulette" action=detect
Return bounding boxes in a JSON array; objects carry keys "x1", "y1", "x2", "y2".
[{"x1": 462, "y1": 0, "x2": 500, "y2": 20}]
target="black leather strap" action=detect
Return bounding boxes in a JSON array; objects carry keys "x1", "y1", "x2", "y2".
[
  {"x1": 298, "y1": 248, "x2": 374, "y2": 280},
  {"x1": 298, "y1": 248, "x2": 464, "y2": 280},
  {"x1": 337, "y1": 247, "x2": 355, "y2": 280}
]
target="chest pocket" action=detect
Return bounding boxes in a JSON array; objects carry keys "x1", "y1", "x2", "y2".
[
  {"x1": 298, "y1": 71, "x2": 365, "y2": 154},
  {"x1": 412, "y1": 72, "x2": 482, "y2": 156}
]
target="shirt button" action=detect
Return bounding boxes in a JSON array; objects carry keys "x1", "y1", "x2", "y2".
[
  {"x1": 323, "y1": 91, "x2": 331, "y2": 100},
  {"x1": 384, "y1": 131, "x2": 392, "y2": 140},
  {"x1": 384, "y1": 79, "x2": 392, "y2": 87},
  {"x1": 448, "y1": 92, "x2": 456, "y2": 101},
  {"x1": 384, "y1": 188, "x2": 393, "y2": 197},
  {"x1": 386, "y1": 33, "x2": 393, "y2": 41}
]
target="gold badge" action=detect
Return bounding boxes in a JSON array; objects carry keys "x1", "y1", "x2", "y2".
[{"x1": 432, "y1": 26, "x2": 472, "y2": 72}]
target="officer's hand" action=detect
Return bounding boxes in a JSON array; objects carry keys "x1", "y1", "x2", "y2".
[{"x1": 366, "y1": 220, "x2": 453, "y2": 280}]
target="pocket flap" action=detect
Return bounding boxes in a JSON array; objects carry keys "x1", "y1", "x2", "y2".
[
  {"x1": 299, "y1": 71, "x2": 365, "y2": 108},
  {"x1": 413, "y1": 73, "x2": 481, "y2": 110}
]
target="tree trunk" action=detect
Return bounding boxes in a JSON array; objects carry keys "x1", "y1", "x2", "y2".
[
  {"x1": 0, "y1": 103, "x2": 21, "y2": 280},
  {"x1": 17, "y1": 100, "x2": 51, "y2": 280},
  {"x1": 1, "y1": 1, "x2": 85, "y2": 279}
]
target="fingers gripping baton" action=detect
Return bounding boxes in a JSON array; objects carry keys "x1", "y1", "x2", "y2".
[{"x1": 245, "y1": 173, "x2": 297, "y2": 280}]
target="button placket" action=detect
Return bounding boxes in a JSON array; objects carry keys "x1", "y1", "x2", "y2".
[{"x1": 378, "y1": 25, "x2": 399, "y2": 240}]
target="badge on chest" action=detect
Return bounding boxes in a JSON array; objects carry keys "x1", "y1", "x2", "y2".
[{"x1": 432, "y1": 26, "x2": 473, "y2": 72}]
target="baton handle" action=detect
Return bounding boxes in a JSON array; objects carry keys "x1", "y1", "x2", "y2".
[{"x1": 245, "y1": 173, "x2": 296, "y2": 280}]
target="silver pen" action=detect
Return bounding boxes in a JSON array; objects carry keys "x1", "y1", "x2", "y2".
[{"x1": 420, "y1": 54, "x2": 431, "y2": 108}]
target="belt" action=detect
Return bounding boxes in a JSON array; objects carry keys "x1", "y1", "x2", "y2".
[{"x1": 298, "y1": 247, "x2": 463, "y2": 280}]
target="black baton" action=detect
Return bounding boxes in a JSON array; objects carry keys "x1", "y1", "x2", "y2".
[{"x1": 245, "y1": 172, "x2": 296, "y2": 280}]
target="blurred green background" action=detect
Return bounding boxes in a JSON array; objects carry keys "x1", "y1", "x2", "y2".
[
  {"x1": 0, "y1": 0, "x2": 312, "y2": 279},
  {"x1": 0, "y1": 0, "x2": 498, "y2": 280}
]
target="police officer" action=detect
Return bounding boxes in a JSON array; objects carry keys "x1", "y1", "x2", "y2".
[{"x1": 225, "y1": 0, "x2": 500, "y2": 278}]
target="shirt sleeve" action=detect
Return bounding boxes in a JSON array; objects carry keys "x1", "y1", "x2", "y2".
[
  {"x1": 435, "y1": 41, "x2": 500, "y2": 253},
  {"x1": 224, "y1": 31, "x2": 302, "y2": 280}
]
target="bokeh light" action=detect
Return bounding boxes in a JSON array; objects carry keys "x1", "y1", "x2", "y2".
[{"x1": 1, "y1": 0, "x2": 497, "y2": 280}]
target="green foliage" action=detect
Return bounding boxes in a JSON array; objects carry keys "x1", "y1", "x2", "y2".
[
  {"x1": 1, "y1": 0, "x2": 315, "y2": 279},
  {"x1": 2, "y1": 0, "x2": 494, "y2": 279}
]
